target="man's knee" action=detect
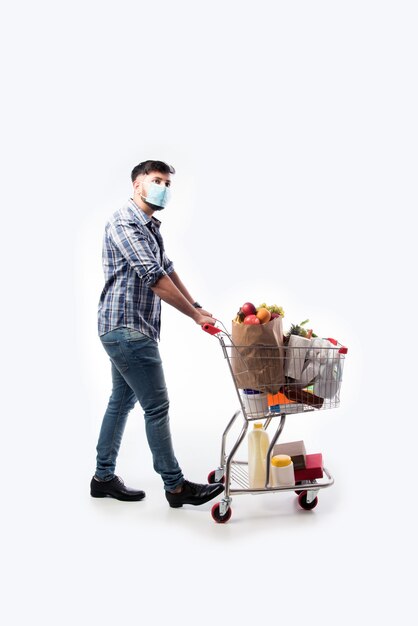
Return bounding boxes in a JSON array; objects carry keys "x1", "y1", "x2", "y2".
[
  {"x1": 108, "y1": 389, "x2": 136, "y2": 413},
  {"x1": 143, "y1": 395, "x2": 170, "y2": 421}
]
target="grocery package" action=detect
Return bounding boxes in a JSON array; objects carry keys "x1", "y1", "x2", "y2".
[
  {"x1": 285, "y1": 335, "x2": 312, "y2": 379},
  {"x1": 293, "y1": 453, "x2": 324, "y2": 482},
  {"x1": 231, "y1": 301, "x2": 344, "y2": 402},
  {"x1": 272, "y1": 440, "x2": 307, "y2": 470},
  {"x1": 248, "y1": 423, "x2": 270, "y2": 489},
  {"x1": 281, "y1": 385, "x2": 324, "y2": 408},
  {"x1": 288, "y1": 337, "x2": 343, "y2": 400},
  {"x1": 239, "y1": 389, "x2": 269, "y2": 418},
  {"x1": 271, "y1": 455, "x2": 295, "y2": 487},
  {"x1": 232, "y1": 302, "x2": 285, "y2": 394},
  {"x1": 267, "y1": 391, "x2": 305, "y2": 414},
  {"x1": 311, "y1": 338, "x2": 344, "y2": 400}
]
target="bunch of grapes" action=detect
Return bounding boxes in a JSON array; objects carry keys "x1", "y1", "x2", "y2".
[{"x1": 258, "y1": 303, "x2": 285, "y2": 317}]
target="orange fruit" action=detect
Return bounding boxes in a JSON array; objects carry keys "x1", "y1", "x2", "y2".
[{"x1": 256, "y1": 307, "x2": 271, "y2": 324}]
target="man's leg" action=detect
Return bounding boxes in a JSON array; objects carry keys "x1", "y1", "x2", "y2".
[
  {"x1": 96, "y1": 327, "x2": 223, "y2": 506},
  {"x1": 117, "y1": 329, "x2": 185, "y2": 492},
  {"x1": 95, "y1": 361, "x2": 137, "y2": 480}
]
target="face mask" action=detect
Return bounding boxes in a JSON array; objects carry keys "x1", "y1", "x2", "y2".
[{"x1": 141, "y1": 181, "x2": 171, "y2": 210}]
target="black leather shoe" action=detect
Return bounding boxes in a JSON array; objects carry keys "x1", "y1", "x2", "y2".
[
  {"x1": 90, "y1": 476, "x2": 145, "y2": 501},
  {"x1": 165, "y1": 480, "x2": 224, "y2": 508}
]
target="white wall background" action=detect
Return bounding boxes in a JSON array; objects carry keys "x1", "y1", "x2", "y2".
[{"x1": 1, "y1": 1, "x2": 416, "y2": 625}]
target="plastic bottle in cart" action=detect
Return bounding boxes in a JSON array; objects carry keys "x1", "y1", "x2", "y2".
[
  {"x1": 248, "y1": 423, "x2": 270, "y2": 489},
  {"x1": 271, "y1": 454, "x2": 295, "y2": 487}
]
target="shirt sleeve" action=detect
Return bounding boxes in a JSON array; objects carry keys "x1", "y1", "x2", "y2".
[
  {"x1": 162, "y1": 250, "x2": 175, "y2": 275},
  {"x1": 108, "y1": 220, "x2": 168, "y2": 287}
]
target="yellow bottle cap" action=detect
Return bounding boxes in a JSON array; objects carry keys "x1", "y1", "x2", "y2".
[
  {"x1": 271, "y1": 454, "x2": 292, "y2": 467},
  {"x1": 254, "y1": 423, "x2": 263, "y2": 429}
]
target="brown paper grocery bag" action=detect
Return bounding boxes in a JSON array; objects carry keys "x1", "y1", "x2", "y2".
[{"x1": 231, "y1": 316, "x2": 285, "y2": 394}]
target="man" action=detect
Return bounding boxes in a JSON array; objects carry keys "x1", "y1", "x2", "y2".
[{"x1": 91, "y1": 160, "x2": 224, "y2": 508}]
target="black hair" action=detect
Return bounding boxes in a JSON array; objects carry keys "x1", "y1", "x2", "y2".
[{"x1": 131, "y1": 160, "x2": 175, "y2": 182}]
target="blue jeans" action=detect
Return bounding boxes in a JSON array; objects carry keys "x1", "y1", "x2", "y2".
[{"x1": 95, "y1": 327, "x2": 184, "y2": 491}]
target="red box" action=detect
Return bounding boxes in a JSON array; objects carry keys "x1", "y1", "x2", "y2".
[{"x1": 294, "y1": 453, "x2": 323, "y2": 482}]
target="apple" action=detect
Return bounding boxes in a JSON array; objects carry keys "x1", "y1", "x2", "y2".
[
  {"x1": 244, "y1": 314, "x2": 260, "y2": 325},
  {"x1": 241, "y1": 302, "x2": 256, "y2": 317},
  {"x1": 270, "y1": 312, "x2": 281, "y2": 319}
]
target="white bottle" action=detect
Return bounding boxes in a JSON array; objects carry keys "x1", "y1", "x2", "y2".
[
  {"x1": 248, "y1": 423, "x2": 270, "y2": 489},
  {"x1": 271, "y1": 454, "x2": 295, "y2": 487}
]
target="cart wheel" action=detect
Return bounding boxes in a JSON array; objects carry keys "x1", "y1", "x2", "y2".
[
  {"x1": 297, "y1": 491, "x2": 318, "y2": 510},
  {"x1": 211, "y1": 502, "x2": 232, "y2": 524},
  {"x1": 207, "y1": 470, "x2": 225, "y2": 485}
]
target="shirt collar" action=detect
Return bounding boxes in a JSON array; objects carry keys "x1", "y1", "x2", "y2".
[{"x1": 127, "y1": 198, "x2": 162, "y2": 229}]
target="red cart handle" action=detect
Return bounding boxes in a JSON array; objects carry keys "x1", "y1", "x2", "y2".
[
  {"x1": 202, "y1": 323, "x2": 222, "y2": 335},
  {"x1": 327, "y1": 338, "x2": 348, "y2": 354}
]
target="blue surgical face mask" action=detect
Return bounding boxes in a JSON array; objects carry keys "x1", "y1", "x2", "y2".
[{"x1": 141, "y1": 181, "x2": 171, "y2": 210}]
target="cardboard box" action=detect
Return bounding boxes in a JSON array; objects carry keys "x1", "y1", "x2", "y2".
[
  {"x1": 294, "y1": 453, "x2": 323, "y2": 481},
  {"x1": 272, "y1": 440, "x2": 307, "y2": 470}
]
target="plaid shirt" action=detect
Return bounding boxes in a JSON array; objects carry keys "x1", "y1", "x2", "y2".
[{"x1": 98, "y1": 198, "x2": 174, "y2": 340}]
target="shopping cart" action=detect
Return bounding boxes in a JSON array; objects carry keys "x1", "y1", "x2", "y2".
[{"x1": 203, "y1": 321, "x2": 348, "y2": 523}]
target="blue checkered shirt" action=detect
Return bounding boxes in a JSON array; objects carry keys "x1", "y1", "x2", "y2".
[{"x1": 98, "y1": 199, "x2": 174, "y2": 340}]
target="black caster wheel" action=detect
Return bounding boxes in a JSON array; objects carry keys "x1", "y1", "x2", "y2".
[
  {"x1": 297, "y1": 490, "x2": 318, "y2": 510},
  {"x1": 211, "y1": 502, "x2": 232, "y2": 523},
  {"x1": 207, "y1": 470, "x2": 225, "y2": 485}
]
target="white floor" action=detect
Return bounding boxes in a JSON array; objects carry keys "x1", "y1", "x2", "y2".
[{"x1": 4, "y1": 386, "x2": 414, "y2": 626}]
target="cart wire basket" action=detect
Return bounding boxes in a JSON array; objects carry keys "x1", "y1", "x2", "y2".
[{"x1": 202, "y1": 321, "x2": 348, "y2": 523}]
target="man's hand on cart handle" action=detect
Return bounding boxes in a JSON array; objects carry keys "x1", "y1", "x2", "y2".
[
  {"x1": 202, "y1": 322, "x2": 222, "y2": 335},
  {"x1": 195, "y1": 312, "x2": 216, "y2": 327}
]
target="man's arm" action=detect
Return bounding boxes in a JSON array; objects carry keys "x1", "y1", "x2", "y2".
[
  {"x1": 168, "y1": 270, "x2": 194, "y2": 304},
  {"x1": 151, "y1": 275, "x2": 214, "y2": 326},
  {"x1": 108, "y1": 221, "x2": 214, "y2": 325},
  {"x1": 168, "y1": 270, "x2": 213, "y2": 317}
]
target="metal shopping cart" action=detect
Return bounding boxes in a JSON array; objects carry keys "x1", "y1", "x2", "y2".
[{"x1": 202, "y1": 322, "x2": 348, "y2": 523}]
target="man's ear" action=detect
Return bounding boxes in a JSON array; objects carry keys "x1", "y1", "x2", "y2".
[{"x1": 133, "y1": 177, "x2": 142, "y2": 194}]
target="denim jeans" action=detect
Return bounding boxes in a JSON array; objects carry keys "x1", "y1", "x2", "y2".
[{"x1": 95, "y1": 327, "x2": 184, "y2": 491}]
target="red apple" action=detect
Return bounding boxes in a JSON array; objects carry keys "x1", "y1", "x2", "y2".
[
  {"x1": 241, "y1": 302, "x2": 256, "y2": 317},
  {"x1": 270, "y1": 312, "x2": 280, "y2": 319},
  {"x1": 244, "y1": 314, "x2": 260, "y2": 325}
]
